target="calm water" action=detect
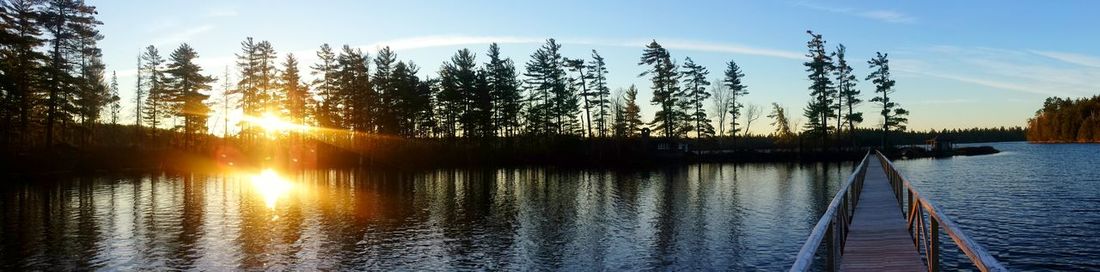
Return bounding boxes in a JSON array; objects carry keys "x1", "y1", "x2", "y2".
[
  {"x1": 1, "y1": 142, "x2": 1096, "y2": 270},
  {"x1": 0, "y1": 163, "x2": 852, "y2": 270},
  {"x1": 893, "y1": 142, "x2": 1100, "y2": 271}
]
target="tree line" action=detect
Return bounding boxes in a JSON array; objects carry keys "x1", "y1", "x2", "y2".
[
  {"x1": 0, "y1": 0, "x2": 113, "y2": 149},
  {"x1": 1027, "y1": 96, "x2": 1100, "y2": 142},
  {"x1": 0, "y1": 1, "x2": 915, "y2": 153}
]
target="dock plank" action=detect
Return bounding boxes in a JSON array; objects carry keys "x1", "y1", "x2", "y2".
[{"x1": 839, "y1": 158, "x2": 927, "y2": 272}]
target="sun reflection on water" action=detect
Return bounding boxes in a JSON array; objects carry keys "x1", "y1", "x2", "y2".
[{"x1": 251, "y1": 169, "x2": 292, "y2": 210}]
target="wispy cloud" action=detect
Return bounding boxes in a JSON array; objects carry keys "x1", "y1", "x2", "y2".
[
  {"x1": 1031, "y1": 50, "x2": 1100, "y2": 68},
  {"x1": 794, "y1": 2, "x2": 916, "y2": 24},
  {"x1": 893, "y1": 46, "x2": 1100, "y2": 97},
  {"x1": 154, "y1": 24, "x2": 215, "y2": 46},
  {"x1": 354, "y1": 35, "x2": 803, "y2": 60}
]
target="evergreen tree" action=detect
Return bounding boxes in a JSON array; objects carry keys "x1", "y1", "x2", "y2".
[
  {"x1": 71, "y1": 0, "x2": 105, "y2": 140},
  {"x1": 310, "y1": 43, "x2": 338, "y2": 128},
  {"x1": 281, "y1": 54, "x2": 309, "y2": 125},
  {"x1": 373, "y1": 46, "x2": 398, "y2": 134},
  {"x1": 802, "y1": 30, "x2": 836, "y2": 147},
  {"x1": 485, "y1": 43, "x2": 521, "y2": 137},
  {"x1": 587, "y1": 50, "x2": 611, "y2": 137},
  {"x1": 107, "y1": 71, "x2": 120, "y2": 124},
  {"x1": 638, "y1": 40, "x2": 682, "y2": 138},
  {"x1": 40, "y1": 0, "x2": 99, "y2": 146},
  {"x1": 768, "y1": 102, "x2": 795, "y2": 145},
  {"x1": 0, "y1": 0, "x2": 47, "y2": 145},
  {"x1": 133, "y1": 53, "x2": 143, "y2": 133},
  {"x1": 140, "y1": 46, "x2": 167, "y2": 133},
  {"x1": 620, "y1": 85, "x2": 643, "y2": 137},
  {"x1": 834, "y1": 44, "x2": 863, "y2": 140},
  {"x1": 254, "y1": 40, "x2": 278, "y2": 114},
  {"x1": 681, "y1": 57, "x2": 712, "y2": 138},
  {"x1": 565, "y1": 57, "x2": 592, "y2": 137},
  {"x1": 438, "y1": 48, "x2": 478, "y2": 137},
  {"x1": 523, "y1": 39, "x2": 568, "y2": 136},
  {"x1": 233, "y1": 37, "x2": 260, "y2": 139},
  {"x1": 866, "y1": 52, "x2": 908, "y2": 148},
  {"x1": 333, "y1": 45, "x2": 372, "y2": 132},
  {"x1": 163, "y1": 43, "x2": 215, "y2": 149},
  {"x1": 390, "y1": 61, "x2": 420, "y2": 137},
  {"x1": 723, "y1": 60, "x2": 748, "y2": 138}
]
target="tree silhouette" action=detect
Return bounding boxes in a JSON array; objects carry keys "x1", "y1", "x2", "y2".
[
  {"x1": 834, "y1": 44, "x2": 862, "y2": 142},
  {"x1": 588, "y1": 50, "x2": 611, "y2": 137},
  {"x1": 523, "y1": 39, "x2": 568, "y2": 136},
  {"x1": 681, "y1": 57, "x2": 712, "y2": 138},
  {"x1": 140, "y1": 46, "x2": 166, "y2": 135},
  {"x1": 638, "y1": 40, "x2": 682, "y2": 138},
  {"x1": 485, "y1": 43, "x2": 521, "y2": 137},
  {"x1": 164, "y1": 43, "x2": 215, "y2": 149},
  {"x1": 723, "y1": 60, "x2": 748, "y2": 139},
  {"x1": 866, "y1": 52, "x2": 908, "y2": 148},
  {"x1": 802, "y1": 30, "x2": 836, "y2": 148}
]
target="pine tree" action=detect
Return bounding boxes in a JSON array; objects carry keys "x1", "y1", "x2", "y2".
[
  {"x1": 723, "y1": 60, "x2": 748, "y2": 138},
  {"x1": 333, "y1": 45, "x2": 372, "y2": 132},
  {"x1": 310, "y1": 43, "x2": 339, "y2": 128},
  {"x1": 768, "y1": 103, "x2": 795, "y2": 145},
  {"x1": 638, "y1": 40, "x2": 682, "y2": 138},
  {"x1": 281, "y1": 54, "x2": 309, "y2": 125},
  {"x1": 485, "y1": 43, "x2": 521, "y2": 137},
  {"x1": 834, "y1": 44, "x2": 863, "y2": 142},
  {"x1": 866, "y1": 52, "x2": 908, "y2": 148},
  {"x1": 587, "y1": 50, "x2": 611, "y2": 137},
  {"x1": 140, "y1": 46, "x2": 166, "y2": 133},
  {"x1": 564, "y1": 57, "x2": 592, "y2": 137},
  {"x1": 681, "y1": 57, "x2": 712, "y2": 138},
  {"x1": 234, "y1": 37, "x2": 260, "y2": 140},
  {"x1": 41, "y1": 0, "x2": 99, "y2": 146},
  {"x1": 373, "y1": 46, "x2": 398, "y2": 134},
  {"x1": 163, "y1": 43, "x2": 215, "y2": 149},
  {"x1": 621, "y1": 85, "x2": 643, "y2": 137},
  {"x1": 107, "y1": 71, "x2": 120, "y2": 124},
  {"x1": 0, "y1": 0, "x2": 47, "y2": 145},
  {"x1": 254, "y1": 40, "x2": 278, "y2": 114},
  {"x1": 438, "y1": 49, "x2": 478, "y2": 138},
  {"x1": 802, "y1": 30, "x2": 836, "y2": 147},
  {"x1": 523, "y1": 39, "x2": 568, "y2": 136},
  {"x1": 134, "y1": 53, "x2": 143, "y2": 134}
]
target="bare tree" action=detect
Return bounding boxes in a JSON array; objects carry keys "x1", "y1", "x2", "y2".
[
  {"x1": 743, "y1": 103, "x2": 762, "y2": 137},
  {"x1": 710, "y1": 78, "x2": 730, "y2": 137}
]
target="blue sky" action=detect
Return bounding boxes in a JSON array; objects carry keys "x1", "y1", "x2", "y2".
[{"x1": 95, "y1": 0, "x2": 1100, "y2": 134}]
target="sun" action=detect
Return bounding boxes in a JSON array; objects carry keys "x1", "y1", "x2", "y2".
[{"x1": 254, "y1": 112, "x2": 293, "y2": 133}]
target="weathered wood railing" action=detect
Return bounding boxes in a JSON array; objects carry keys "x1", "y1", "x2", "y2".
[
  {"x1": 874, "y1": 150, "x2": 1007, "y2": 272},
  {"x1": 789, "y1": 152, "x2": 870, "y2": 272}
]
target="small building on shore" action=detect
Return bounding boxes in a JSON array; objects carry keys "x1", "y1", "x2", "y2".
[{"x1": 926, "y1": 136, "x2": 955, "y2": 155}]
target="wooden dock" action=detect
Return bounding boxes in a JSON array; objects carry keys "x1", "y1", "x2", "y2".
[
  {"x1": 790, "y1": 151, "x2": 1007, "y2": 272},
  {"x1": 838, "y1": 158, "x2": 925, "y2": 271}
]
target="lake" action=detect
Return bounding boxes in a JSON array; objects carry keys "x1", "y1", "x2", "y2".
[{"x1": 1, "y1": 142, "x2": 1096, "y2": 270}]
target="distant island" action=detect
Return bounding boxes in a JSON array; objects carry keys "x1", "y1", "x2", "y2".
[{"x1": 1027, "y1": 96, "x2": 1100, "y2": 143}]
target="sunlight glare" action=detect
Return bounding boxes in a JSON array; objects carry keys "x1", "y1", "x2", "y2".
[
  {"x1": 251, "y1": 168, "x2": 292, "y2": 209},
  {"x1": 256, "y1": 112, "x2": 293, "y2": 134}
]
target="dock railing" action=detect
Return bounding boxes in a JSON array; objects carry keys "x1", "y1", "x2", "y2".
[
  {"x1": 789, "y1": 151, "x2": 870, "y2": 272},
  {"x1": 874, "y1": 150, "x2": 1007, "y2": 272}
]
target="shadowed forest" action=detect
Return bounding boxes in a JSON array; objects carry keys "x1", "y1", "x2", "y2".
[{"x1": 0, "y1": 1, "x2": 1028, "y2": 172}]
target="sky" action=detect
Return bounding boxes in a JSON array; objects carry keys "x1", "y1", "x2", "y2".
[{"x1": 94, "y1": 0, "x2": 1100, "y2": 135}]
